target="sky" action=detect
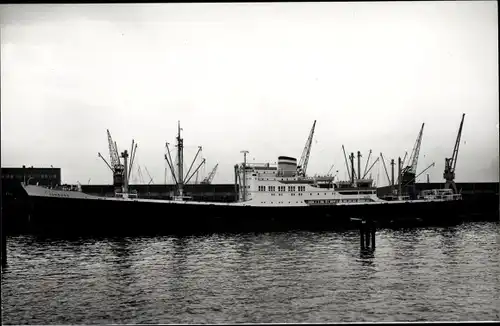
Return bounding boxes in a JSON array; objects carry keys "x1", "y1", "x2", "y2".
[{"x1": 1, "y1": 2, "x2": 498, "y2": 186}]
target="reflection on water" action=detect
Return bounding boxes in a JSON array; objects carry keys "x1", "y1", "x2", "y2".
[{"x1": 1, "y1": 222, "x2": 499, "y2": 324}]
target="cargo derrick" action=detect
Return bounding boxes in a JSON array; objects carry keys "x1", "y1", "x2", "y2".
[{"x1": 164, "y1": 121, "x2": 205, "y2": 198}]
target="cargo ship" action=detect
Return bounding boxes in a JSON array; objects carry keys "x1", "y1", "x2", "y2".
[
  {"x1": 21, "y1": 154, "x2": 464, "y2": 234},
  {"x1": 17, "y1": 120, "x2": 468, "y2": 235}
]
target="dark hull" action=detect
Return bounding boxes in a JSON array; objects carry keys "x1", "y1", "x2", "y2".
[{"x1": 5, "y1": 194, "x2": 495, "y2": 236}]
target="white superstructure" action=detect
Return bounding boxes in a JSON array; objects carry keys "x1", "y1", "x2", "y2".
[
  {"x1": 236, "y1": 157, "x2": 462, "y2": 207},
  {"x1": 236, "y1": 158, "x2": 384, "y2": 207}
]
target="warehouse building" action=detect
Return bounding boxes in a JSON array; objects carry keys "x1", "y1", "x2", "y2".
[{"x1": 1, "y1": 166, "x2": 61, "y2": 187}]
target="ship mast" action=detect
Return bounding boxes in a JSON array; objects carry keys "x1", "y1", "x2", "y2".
[
  {"x1": 177, "y1": 121, "x2": 184, "y2": 197},
  {"x1": 241, "y1": 150, "x2": 249, "y2": 202}
]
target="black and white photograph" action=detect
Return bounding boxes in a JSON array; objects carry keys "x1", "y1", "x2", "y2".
[{"x1": 1, "y1": 1, "x2": 498, "y2": 324}]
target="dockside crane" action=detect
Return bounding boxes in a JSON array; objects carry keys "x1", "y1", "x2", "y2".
[
  {"x1": 401, "y1": 123, "x2": 425, "y2": 186},
  {"x1": 201, "y1": 163, "x2": 219, "y2": 184},
  {"x1": 108, "y1": 129, "x2": 123, "y2": 172},
  {"x1": 396, "y1": 151, "x2": 408, "y2": 185},
  {"x1": 297, "y1": 120, "x2": 316, "y2": 177},
  {"x1": 443, "y1": 113, "x2": 465, "y2": 193},
  {"x1": 401, "y1": 151, "x2": 408, "y2": 168},
  {"x1": 98, "y1": 129, "x2": 126, "y2": 193}
]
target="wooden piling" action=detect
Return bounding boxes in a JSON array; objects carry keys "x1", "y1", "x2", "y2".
[
  {"x1": 371, "y1": 220, "x2": 376, "y2": 249},
  {"x1": 360, "y1": 221, "x2": 365, "y2": 249},
  {"x1": 365, "y1": 226, "x2": 371, "y2": 248},
  {"x1": 359, "y1": 219, "x2": 377, "y2": 250}
]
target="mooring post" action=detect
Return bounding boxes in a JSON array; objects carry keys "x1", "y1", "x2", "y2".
[
  {"x1": 365, "y1": 223, "x2": 371, "y2": 248},
  {"x1": 360, "y1": 220, "x2": 365, "y2": 249},
  {"x1": 371, "y1": 220, "x2": 376, "y2": 249}
]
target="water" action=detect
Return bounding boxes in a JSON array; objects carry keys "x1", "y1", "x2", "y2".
[{"x1": 2, "y1": 222, "x2": 499, "y2": 324}]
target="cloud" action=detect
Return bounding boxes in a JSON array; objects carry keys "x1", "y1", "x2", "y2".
[{"x1": 1, "y1": 2, "x2": 498, "y2": 185}]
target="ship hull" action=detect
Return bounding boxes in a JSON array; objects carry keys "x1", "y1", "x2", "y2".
[{"x1": 18, "y1": 192, "x2": 479, "y2": 236}]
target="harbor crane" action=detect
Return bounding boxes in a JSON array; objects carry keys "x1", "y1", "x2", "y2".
[
  {"x1": 97, "y1": 129, "x2": 123, "y2": 176},
  {"x1": 297, "y1": 120, "x2": 316, "y2": 177},
  {"x1": 443, "y1": 113, "x2": 465, "y2": 194},
  {"x1": 98, "y1": 129, "x2": 137, "y2": 193},
  {"x1": 401, "y1": 123, "x2": 425, "y2": 186},
  {"x1": 201, "y1": 163, "x2": 219, "y2": 184}
]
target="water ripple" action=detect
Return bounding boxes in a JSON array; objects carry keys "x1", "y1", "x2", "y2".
[{"x1": 2, "y1": 222, "x2": 499, "y2": 324}]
